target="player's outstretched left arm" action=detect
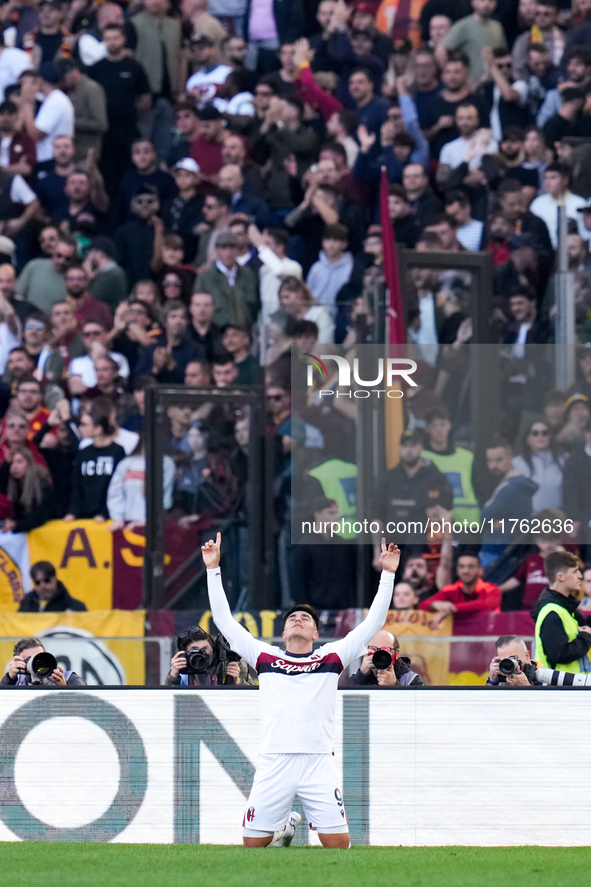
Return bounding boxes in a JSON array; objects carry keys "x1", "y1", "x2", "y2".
[
  {"x1": 336, "y1": 538, "x2": 400, "y2": 666},
  {"x1": 202, "y1": 533, "x2": 261, "y2": 665}
]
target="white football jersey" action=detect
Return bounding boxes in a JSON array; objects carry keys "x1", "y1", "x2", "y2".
[{"x1": 207, "y1": 568, "x2": 394, "y2": 754}]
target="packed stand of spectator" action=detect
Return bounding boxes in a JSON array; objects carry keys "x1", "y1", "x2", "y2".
[{"x1": 0, "y1": 0, "x2": 590, "y2": 622}]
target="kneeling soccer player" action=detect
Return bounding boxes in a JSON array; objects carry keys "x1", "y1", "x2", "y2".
[{"x1": 202, "y1": 532, "x2": 400, "y2": 848}]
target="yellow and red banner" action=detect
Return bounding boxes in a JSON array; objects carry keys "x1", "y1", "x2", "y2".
[{"x1": 0, "y1": 609, "x2": 146, "y2": 684}]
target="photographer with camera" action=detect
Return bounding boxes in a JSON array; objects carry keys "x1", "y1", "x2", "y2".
[
  {"x1": 165, "y1": 625, "x2": 253, "y2": 687},
  {"x1": 341, "y1": 630, "x2": 425, "y2": 687},
  {"x1": 486, "y1": 635, "x2": 542, "y2": 687},
  {"x1": 1, "y1": 637, "x2": 87, "y2": 687}
]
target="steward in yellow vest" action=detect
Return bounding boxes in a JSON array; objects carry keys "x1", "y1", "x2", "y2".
[{"x1": 532, "y1": 550, "x2": 591, "y2": 673}]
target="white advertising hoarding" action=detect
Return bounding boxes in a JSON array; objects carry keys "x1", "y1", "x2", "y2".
[{"x1": 0, "y1": 689, "x2": 588, "y2": 846}]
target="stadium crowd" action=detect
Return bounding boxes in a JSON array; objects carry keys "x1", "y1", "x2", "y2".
[{"x1": 1, "y1": 0, "x2": 591, "y2": 628}]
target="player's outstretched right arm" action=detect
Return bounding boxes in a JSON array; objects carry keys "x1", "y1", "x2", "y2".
[
  {"x1": 334, "y1": 539, "x2": 400, "y2": 667},
  {"x1": 202, "y1": 533, "x2": 262, "y2": 666}
]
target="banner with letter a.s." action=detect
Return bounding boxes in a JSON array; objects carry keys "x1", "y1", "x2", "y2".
[
  {"x1": 0, "y1": 610, "x2": 146, "y2": 684},
  {"x1": 27, "y1": 520, "x2": 114, "y2": 611}
]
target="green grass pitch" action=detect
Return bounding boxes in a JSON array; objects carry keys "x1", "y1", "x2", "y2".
[{"x1": 3, "y1": 844, "x2": 591, "y2": 887}]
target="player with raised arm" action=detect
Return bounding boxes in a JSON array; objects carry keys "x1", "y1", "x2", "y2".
[{"x1": 202, "y1": 533, "x2": 400, "y2": 849}]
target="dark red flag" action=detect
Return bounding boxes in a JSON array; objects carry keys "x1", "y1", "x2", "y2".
[{"x1": 380, "y1": 166, "x2": 406, "y2": 345}]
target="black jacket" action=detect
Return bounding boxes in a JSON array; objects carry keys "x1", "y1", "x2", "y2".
[
  {"x1": 531, "y1": 588, "x2": 591, "y2": 669},
  {"x1": 346, "y1": 657, "x2": 426, "y2": 687},
  {"x1": 18, "y1": 580, "x2": 87, "y2": 613},
  {"x1": 381, "y1": 459, "x2": 454, "y2": 525}
]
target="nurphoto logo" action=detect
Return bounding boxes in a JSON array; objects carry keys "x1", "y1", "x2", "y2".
[{"x1": 303, "y1": 353, "x2": 417, "y2": 399}]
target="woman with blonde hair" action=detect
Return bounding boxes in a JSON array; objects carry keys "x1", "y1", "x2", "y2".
[
  {"x1": 274, "y1": 276, "x2": 335, "y2": 343},
  {"x1": 0, "y1": 446, "x2": 53, "y2": 532}
]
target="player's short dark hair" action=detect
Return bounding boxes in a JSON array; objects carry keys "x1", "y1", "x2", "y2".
[
  {"x1": 283, "y1": 604, "x2": 320, "y2": 631},
  {"x1": 30, "y1": 561, "x2": 56, "y2": 580},
  {"x1": 544, "y1": 550, "x2": 580, "y2": 585}
]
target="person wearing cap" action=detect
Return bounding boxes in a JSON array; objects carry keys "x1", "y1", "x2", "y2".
[
  {"x1": 16, "y1": 66, "x2": 74, "y2": 167},
  {"x1": 530, "y1": 162, "x2": 590, "y2": 249},
  {"x1": 83, "y1": 237, "x2": 128, "y2": 312},
  {"x1": 86, "y1": 23, "x2": 152, "y2": 195},
  {"x1": 190, "y1": 104, "x2": 225, "y2": 178},
  {"x1": 186, "y1": 33, "x2": 232, "y2": 98},
  {"x1": 114, "y1": 184, "x2": 163, "y2": 287},
  {"x1": 56, "y1": 58, "x2": 108, "y2": 161},
  {"x1": 194, "y1": 230, "x2": 258, "y2": 329},
  {"x1": 379, "y1": 429, "x2": 454, "y2": 537},
  {"x1": 161, "y1": 158, "x2": 204, "y2": 261}
]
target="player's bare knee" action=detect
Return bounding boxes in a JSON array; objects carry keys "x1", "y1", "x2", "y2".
[
  {"x1": 243, "y1": 836, "x2": 273, "y2": 848},
  {"x1": 318, "y1": 832, "x2": 351, "y2": 849}
]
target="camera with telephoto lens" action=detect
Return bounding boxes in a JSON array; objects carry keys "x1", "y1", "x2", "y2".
[
  {"x1": 181, "y1": 633, "x2": 241, "y2": 682},
  {"x1": 497, "y1": 656, "x2": 538, "y2": 684},
  {"x1": 24, "y1": 652, "x2": 57, "y2": 684},
  {"x1": 372, "y1": 648, "x2": 393, "y2": 670},
  {"x1": 498, "y1": 657, "x2": 522, "y2": 676}
]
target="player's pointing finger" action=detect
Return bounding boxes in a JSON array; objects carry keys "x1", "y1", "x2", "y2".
[
  {"x1": 381, "y1": 536, "x2": 386, "y2": 552},
  {"x1": 216, "y1": 532, "x2": 221, "y2": 549}
]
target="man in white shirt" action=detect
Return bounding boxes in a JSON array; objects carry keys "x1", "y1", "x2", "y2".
[
  {"x1": 436, "y1": 102, "x2": 497, "y2": 187},
  {"x1": 0, "y1": 36, "x2": 32, "y2": 102},
  {"x1": 17, "y1": 64, "x2": 74, "y2": 166},
  {"x1": 186, "y1": 34, "x2": 232, "y2": 101},
  {"x1": 530, "y1": 162, "x2": 590, "y2": 249},
  {"x1": 247, "y1": 223, "x2": 302, "y2": 325},
  {"x1": 202, "y1": 532, "x2": 400, "y2": 848},
  {"x1": 68, "y1": 319, "x2": 130, "y2": 403}
]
